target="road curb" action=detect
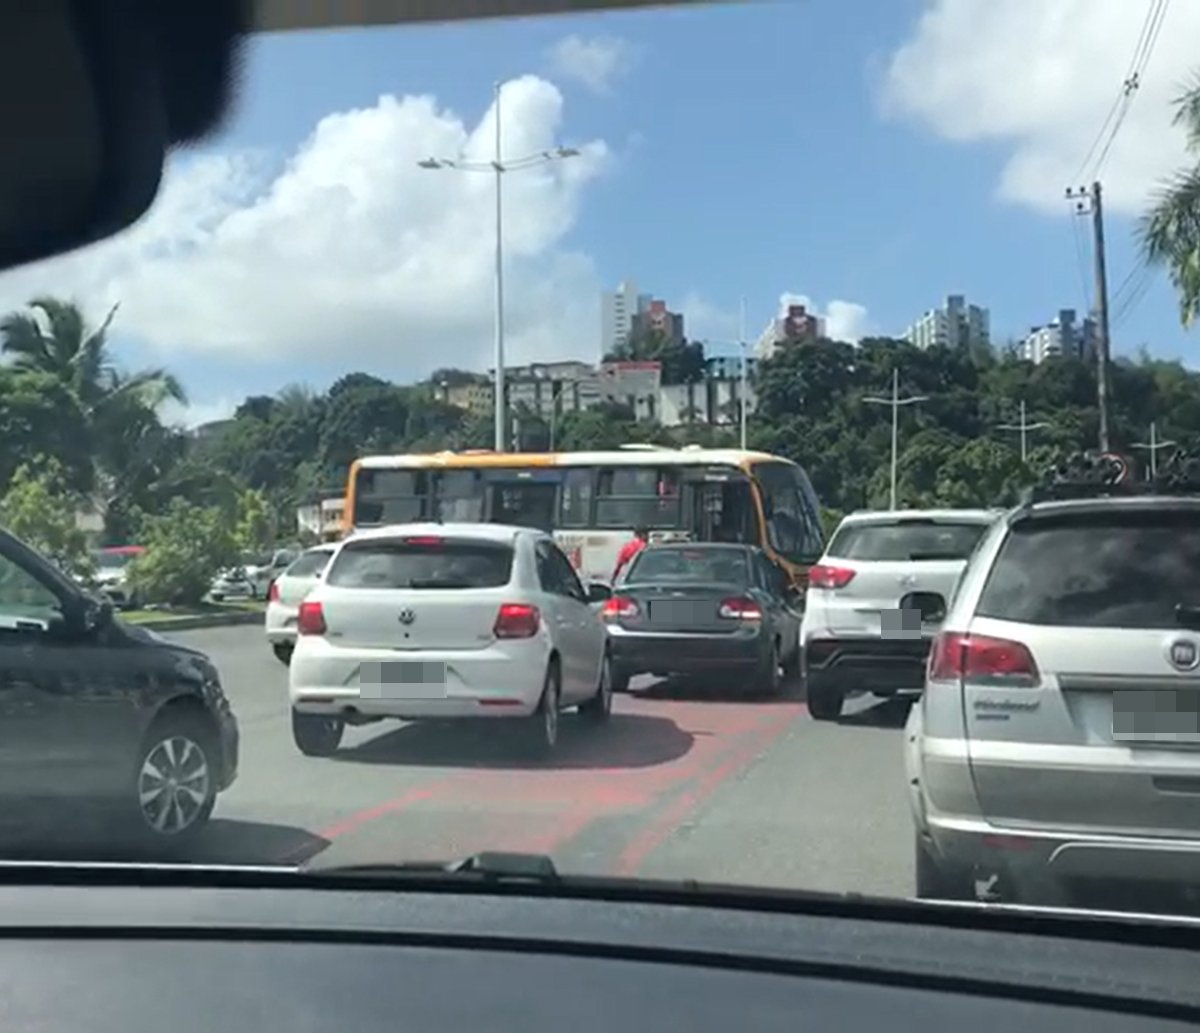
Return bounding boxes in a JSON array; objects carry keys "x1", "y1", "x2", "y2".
[{"x1": 130, "y1": 611, "x2": 265, "y2": 632}]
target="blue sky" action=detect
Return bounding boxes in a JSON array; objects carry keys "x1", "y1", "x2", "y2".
[{"x1": 0, "y1": 0, "x2": 1195, "y2": 424}]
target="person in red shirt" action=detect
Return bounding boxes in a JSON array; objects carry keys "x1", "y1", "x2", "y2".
[{"x1": 612, "y1": 525, "x2": 649, "y2": 583}]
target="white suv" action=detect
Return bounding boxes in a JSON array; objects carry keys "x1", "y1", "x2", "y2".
[
  {"x1": 289, "y1": 523, "x2": 613, "y2": 759},
  {"x1": 908, "y1": 462, "x2": 1200, "y2": 909},
  {"x1": 801, "y1": 509, "x2": 997, "y2": 720}
]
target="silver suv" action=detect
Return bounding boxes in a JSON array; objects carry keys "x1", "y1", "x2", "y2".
[{"x1": 907, "y1": 462, "x2": 1200, "y2": 909}]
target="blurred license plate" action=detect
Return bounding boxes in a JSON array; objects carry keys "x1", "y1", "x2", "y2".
[
  {"x1": 359, "y1": 661, "x2": 447, "y2": 699},
  {"x1": 880, "y1": 607, "x2": 923, "y2": 639},
  {"x1": 1113, "y1": 689, "x2": 1200, "y2": 744},
  {"x1": 648, "y1": 600, "x2": 707, "y2": 624}
]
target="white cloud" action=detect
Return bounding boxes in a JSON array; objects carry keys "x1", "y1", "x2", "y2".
[
  {"x1": 548, "y1": 34, "x2": 636, "y2": 95},
  {"x1": 678, "y1": 291, "x2": 741, "y2": 344},
  {"x1": 882, "y1": 0, "x2": 1200, "y2": 215},
  {"x1": 778, "y1": 292, "x2": 872, "y2": 343},
  {"x1": 0, "y1": 76, "x2": 610, "y2": 378}
]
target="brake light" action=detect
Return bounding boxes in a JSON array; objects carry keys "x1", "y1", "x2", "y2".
[
  {"x1": 928, "y1": 632, "x2": 1039, "y2": 687},
  {"x1": 494, "y1": 602, "x2": 540, "y2": 639},
  {"x1": 718, "y1": 596, "x2": 763, "y2": 620},
  {"x1": 267, "y1": 580, "x2": 280, "y2": 603},
  {"x1": 808, "y1": 564, "x2": 855, "y2": 590},
  {"x1": 601, "y1": 595, "x2": 639, "y2": 621},
  {"x1": 297, "y1": 600, "x2": 326, "y2": 636},
  {"x1": 403, "y1": 536, "x2": 443, "y2": 546}
]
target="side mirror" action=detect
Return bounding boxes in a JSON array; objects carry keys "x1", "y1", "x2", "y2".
[{"x1": 586, "y1": 582, "x2": 613, "y2": 605}]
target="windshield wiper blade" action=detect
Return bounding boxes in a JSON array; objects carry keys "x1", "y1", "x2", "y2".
[{"x1": 313, "y1": 851, "x2": 560, "y2": 884}]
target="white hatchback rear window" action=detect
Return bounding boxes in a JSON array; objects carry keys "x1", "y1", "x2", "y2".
[{"x1": 326, "y1": 538, "x2": 514, "y2": 590}]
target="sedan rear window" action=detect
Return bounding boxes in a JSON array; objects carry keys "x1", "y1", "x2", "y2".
[
  {"x1": 826, "y1": 521, "x2": 988, "y2": 562},
  {"x1": 285, "y1": 550, "x2": 332, "y2": 579},
  {"x1": 326, "y1": 539, "x2": 514, "y2": 590},
  {"x1": 625, "y1": 548, "x2": 749, "y2": 585},
  {"x1": 976, "y1": 510, "x2": 1200, "y2": 629}
]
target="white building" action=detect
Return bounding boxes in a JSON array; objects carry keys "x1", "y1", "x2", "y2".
[
  {"x1": 1022, "y1": 309, "x2": 1097, "y2": 365},
  {"x1": 906, "y1": 294, "x2": 990, "y2": 352},
  {"x1": 600, "y1": 280, "x2": 652, "y2": 356}
]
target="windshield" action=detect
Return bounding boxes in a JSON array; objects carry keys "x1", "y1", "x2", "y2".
[
  {"x1": 2, "y1": 0, "x2": 1200, "y2": 928},
  {"x1": 827, "y1": 521, "x2": 988, "y2": 562}
]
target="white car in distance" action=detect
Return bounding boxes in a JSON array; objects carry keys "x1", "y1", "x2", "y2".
[
  {"x1": 288, "y1": 523, "x2": 614, "y2": 758},
  {"x1": 265, "y1": 545, "x2": 335, "y2": 664}
]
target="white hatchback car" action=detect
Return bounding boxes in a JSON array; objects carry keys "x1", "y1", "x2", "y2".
[
  {"x1": 265, "y1": 545, "x2": 335, "y2": 664},
  {"x1": 288, "y1": 523, "x2": 613, "y2": 758}
]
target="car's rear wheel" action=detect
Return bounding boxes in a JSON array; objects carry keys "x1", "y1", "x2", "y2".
[
  {"x1": 610, "y1": 663, "x2": 632, "y2": 693},
  {"x1": 272, "y1": 643, "x2": 293, "y2": 666},
  {"x1": 520, "y1": 663, "x2": 561, "y2": 758},
  {"x1": 806, "y1": 676, "x2": 844, "y2": 721},
  {"x1": 755, "y1": 638, "x2": 782, "y2": 695},
  {"x1": 914, "y1": 833, "x2": 972, "y2": 901},
  {"x1": 579, "y1": 652, "x2": 613, "y2": 722},
  {"x1": 128, "y1": 712, "x2": 218, "y2": 853},
  {"x1": 291, "y1": 710, "x2": 345, "y2": 757}
]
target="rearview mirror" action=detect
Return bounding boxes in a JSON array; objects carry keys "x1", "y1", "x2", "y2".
[{"x1": 0, "y1": 2, "x2": 247, "y2": 272}]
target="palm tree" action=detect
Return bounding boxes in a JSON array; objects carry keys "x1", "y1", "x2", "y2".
[
  {"x1": 1141, "y1": 74, "x2": 1200, "y2": 326},
  {"x1": 0, "y1": 297, "x2": 187, "y2": 526}
]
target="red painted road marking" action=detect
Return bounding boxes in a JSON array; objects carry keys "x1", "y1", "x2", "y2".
[{"x1": 614, "y1": 707, "x2": 802, "y2": 876}]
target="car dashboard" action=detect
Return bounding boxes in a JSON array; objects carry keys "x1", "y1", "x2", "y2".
[{"x1": 0, "y1": 866, "x2": 1197, "y2": 1031}]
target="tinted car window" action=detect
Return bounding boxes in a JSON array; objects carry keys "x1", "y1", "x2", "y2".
[
  {"x1": 827, "y1": 521, "x2": 987, "y2": 562},
  {"x1": 286, "y1": 550, "x2": 333, "y2": 579},
  {"x1": 626, "y1": 548, "x2": 749, "y2": 586},
  {"x1": 326, "y1": 540, "x2": 513, "y2": 590},
  {"x1": 976, "y1": 510, "x2": 1200, "y2": 629}
]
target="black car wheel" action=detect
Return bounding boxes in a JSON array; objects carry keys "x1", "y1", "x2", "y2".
[
  {"x1": 755, "y1": 637, "x2": 782, "y2": 695},
  {"x1": 610, "y1": 663, "x2": 632, "y2": 693},
  {"x1": 129, "y1": 713, "x2": 218, "y2": 851},
  {"x1": 520, "y1": 662, "x2": 561, "y2": 758},
  {"x1": 292, "y1": 710, "x2": 345, "y2": 757},
  {"x1": 915, "y1": 833, "x2": 972, "y2": 901},
  {"x1": 579, "y1": 652, "x2": 613, "y2": 723},
  {"x1": 806, "y1": 675, "x2": 844, "y2": 721},
  {"x1": 272, "y1": 642, "x2": 293, "y2": 666}
]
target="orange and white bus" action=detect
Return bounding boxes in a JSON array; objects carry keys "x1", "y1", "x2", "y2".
[{"x1": 341, "y1": 446, "x2": 826, "y2": 586}]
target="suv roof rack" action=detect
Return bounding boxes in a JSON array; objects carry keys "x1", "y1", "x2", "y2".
[{"x1": 1019, "y1": 449, "x2": 1200, "y2": 505}]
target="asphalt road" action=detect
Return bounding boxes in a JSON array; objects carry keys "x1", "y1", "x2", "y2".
[{"x1": 167, "y1": 625, "x2": 916, "y2": 898}]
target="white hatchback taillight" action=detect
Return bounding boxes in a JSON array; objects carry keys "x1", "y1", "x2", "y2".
[
  {"x1": 494, "y1": 602, "x2": 540, "y2": 639},
  {"x1": 928, "y1": 631, "x2": 1039, "y2": 688},
  {"x1": 297, "y1": 600, "x2": 326, "y2": 636},
  {"x1": 807, "y1": 563, "x2": 855, "y2": 590}
]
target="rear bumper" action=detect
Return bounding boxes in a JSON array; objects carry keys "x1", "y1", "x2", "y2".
[
  {"x1": 265, "y1": 602, "x2": 298, "y2": 645},
  {"x1": 802, "y1": 635, "x2": 930, "y2": 695},
  {"x1": 605, "y1": 624, "x2": 765, "y2": 675},
  {"x1": 289, "y1": 638, "x2": 549, "y2": 720}
]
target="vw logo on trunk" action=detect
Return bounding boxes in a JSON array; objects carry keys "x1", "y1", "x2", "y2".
[
  {"x1": 398, "y1": 607, "x2": 416, "y2": 626},
  {"x1": 1167, "y1": 638, "x2": 1199, "y2": 672}
]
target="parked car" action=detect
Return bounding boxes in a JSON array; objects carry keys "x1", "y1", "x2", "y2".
[
  {"x1": 288, "y1": 523, "x2": 612, "y2": 758},
  {"x1": 265, "y1": 544, "x2": 335, "y2": 664},
  {"x1": 210, "y1": 547, "x2": 298, "y2": 600},
  {"x1": 0, "y1": 526, "x2": 239, "y2": 850},
  {"x1": 92, "y1": 545, "x2": 145, "y2": 610},
  {"x1": 908, "y1": 464, "x2": 1200, "y2": 908},
  {"x1": 800, "y1": 509, "x2": 998, "y2": 720},
  {"x1": 599, "y1": 542, "x2": 801, "y2": 694}
]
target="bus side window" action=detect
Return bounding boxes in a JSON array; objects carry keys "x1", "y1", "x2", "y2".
[
  {"x1": 595, "y1": 467, "x2": 681, "y2": 528},
  {"x1": 356, "y1": 469, "x2": 429, "y2": 524},
  {"x1": 559, "y1": 468, "x2": 593, "y2": 528}
]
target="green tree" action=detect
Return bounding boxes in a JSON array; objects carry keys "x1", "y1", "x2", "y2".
[
  {"x1": 0, "y1": 459, "x2": 94, "y2": 580},
  {"x1": 1141, "y1": 73, "x2": 1200, "y2": 326},
  {"x1": 235, "y1": 488, "x2": 273, "y2": 552},
  {"x1": 128, "y1": 498, "x2": 237, "y2": 606}
]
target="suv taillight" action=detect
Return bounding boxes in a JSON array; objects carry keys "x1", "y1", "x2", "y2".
[
  {"x1": 297, "y1": 600, "x2": 326, "y2": 636},
  {"x1": 494, "y1": 603, "x2": 540, "y2": 639},
  {"x1": 808, "y1": 563, "x2": 855, "y2": 590},
  {"x1": 718, "y1": 596, "x2": 763, "y2": 620},
  {"x1": 928, "y1": 631, "x2": 1039, "y2": 687},
  {"x1": 601, "y1": 595, "x2": 639, "y2": 621}
]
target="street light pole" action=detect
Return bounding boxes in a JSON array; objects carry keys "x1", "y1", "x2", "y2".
[
  {"x1": 996, "y1": 399, "x2": 1051, "y2": 464},
  {"x1": 863, "y1": 368, "x2": 927, "y2": 510},
  {"x1": 739, "y1": 295, "x2": 748, "y2": 450},
  {"x1": 1132, "y1": 421, "x2": 1177, "y2": 478},
  {"x1": 419, "y1": 82, "x2": 579, "y2": 453}
]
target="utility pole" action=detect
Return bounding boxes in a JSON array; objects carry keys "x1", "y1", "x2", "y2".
[
  {"x1": 995, "y1": 400, "x2": 1050, "y2": 464},
  {"x1": 864, "y1": 368, "x2": 928, "y2": 510},
  {"x1": 1132, "y1": 421, "x2": 1176, "y2": 478},
  {"x1": 739, "y1": 295, "x2": 748, "y2": 450},
  {"x1": 1066, "y1": 181, "x2": 1112, "y2": 451}
]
